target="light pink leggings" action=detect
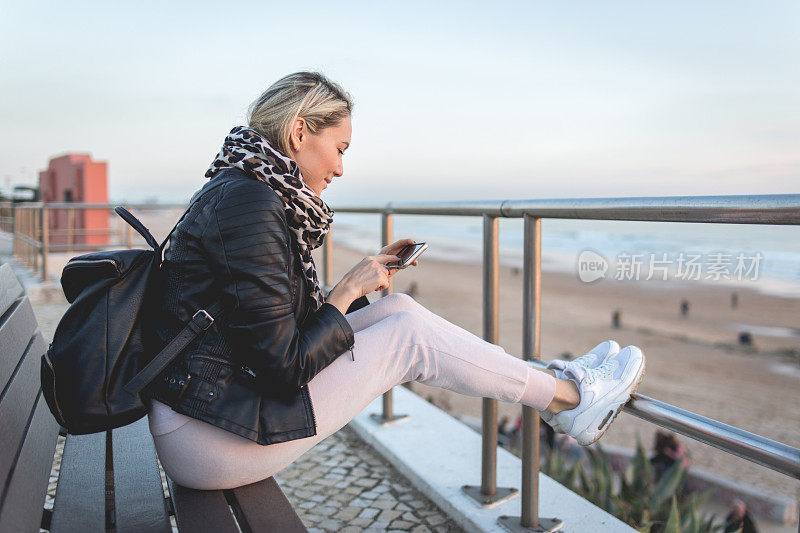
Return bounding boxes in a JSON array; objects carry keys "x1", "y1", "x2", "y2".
[{"x1": 150, "y1": 293, "x2": 557, "y2": 490}]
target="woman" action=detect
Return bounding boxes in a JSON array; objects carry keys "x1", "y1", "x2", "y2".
[{"x1": 145, "y1": 71, "x2": 646, "y2": 490}]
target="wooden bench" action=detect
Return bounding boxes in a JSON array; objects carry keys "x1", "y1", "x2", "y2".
[{"x1": 0, "y1": 263, "x2": 307, "y2": 532}]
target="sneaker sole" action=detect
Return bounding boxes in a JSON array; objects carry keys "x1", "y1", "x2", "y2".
[{"x1": 576, "y1": 353, "x2": 646, "y2": 446}]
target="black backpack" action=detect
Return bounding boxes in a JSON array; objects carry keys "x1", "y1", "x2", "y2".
[{"x1": 41, "y1": 190, "x2": 223, "y2": 435}]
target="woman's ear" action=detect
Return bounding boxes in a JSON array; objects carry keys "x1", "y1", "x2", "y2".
[{"x1": 289, "y1": 117, "x2": 306, "y2": 151}]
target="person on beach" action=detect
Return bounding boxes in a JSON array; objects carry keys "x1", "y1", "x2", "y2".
[
  {"x1": 144, "y1": 71, "x2": 647, "y2": 490},
  {"x1": 724, "y1": 499, "x2": 758, "y2": 533},
  {"x1": 650, "y1": 431, "x2": 691, "y2": 481}
]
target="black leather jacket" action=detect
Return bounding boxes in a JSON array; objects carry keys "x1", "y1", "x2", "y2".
[{"x1": 146, "y1": 168, "x2": 365, "y2": 445}]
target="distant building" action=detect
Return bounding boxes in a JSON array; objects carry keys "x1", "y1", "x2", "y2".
[{"x1": 39, "y1": 154, "x2": 109, "y2": 246}]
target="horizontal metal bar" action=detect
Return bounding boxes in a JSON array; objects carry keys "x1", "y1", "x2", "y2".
[
  {"x1": 334, "y1": 194, "x2": 800, "y2": 225},
  {"x1": 47, "y1": 243, "x2": 126, "y2": 252},
  {"x1": 14, "y1": 235, "x2": 42, "y2": 248},
  {"x1": 335, "y1": 201, "x2": 507, "y2": 217},
  {"x1": 5, "y1": 203, "x2": 186, "y2": 210},
  {"x1": 627, "y1": 394, "x2": 800, "y2": 480},
  {"x1": 529, "y1": 359, "x2": 800, "y2": 480},
  {"x1": 499, "y1": 195, "x2": 800, "y2": 225},
  {"x1": 48, "y1": 229, "x2": 117, "y2": 236},
  {"x1": 8, "y1": 195, "x2": 800, "y2": 224}
]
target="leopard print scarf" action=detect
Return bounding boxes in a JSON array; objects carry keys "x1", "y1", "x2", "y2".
[{"x1": 205, "y1": 126, "x2": 333, "y2": 311}]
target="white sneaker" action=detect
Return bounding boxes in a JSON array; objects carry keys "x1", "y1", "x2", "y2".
[
  {"x1": 539, "y1": 341, "x2": 620, "y2": 432},
  {"x1": 550, "y1": 345, "x2": 646, "y2": 446}
]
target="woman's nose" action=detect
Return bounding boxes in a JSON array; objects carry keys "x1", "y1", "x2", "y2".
[{"x1": 334, "y1": 160, "x2": 343, "y2": 177}]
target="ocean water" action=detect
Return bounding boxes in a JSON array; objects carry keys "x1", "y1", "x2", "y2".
[{"x1": 329, "y1": 212, "x2": 800, "y2": 299}]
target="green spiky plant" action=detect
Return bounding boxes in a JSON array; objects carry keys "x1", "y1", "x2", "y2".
[{"x1": 541, "y1": 436, "x2": 724, "y2": 532}]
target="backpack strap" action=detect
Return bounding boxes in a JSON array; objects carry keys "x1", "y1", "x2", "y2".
[
  {"x1": 123, "y1": 300, "x2": 225, "y2": 396},
  {"x1": 114, "y1": 207, "x2": 160, "y2": 250}
]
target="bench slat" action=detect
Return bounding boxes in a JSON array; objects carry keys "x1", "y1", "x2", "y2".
[
  {"x1": 0, "y1": 332, "x2": 46, "y2": 492},
  {"x1": 0, "y1": 392, "x2": 59, "y2": 532},
  {"x1": 50, "y1": 432, "x2": 107, "y2": 532},
  {"x1": 0, "y1": 297, "x2": 37, "y2": 395},
  {"x1": 112, "y1": 417, "x2": 171, "y2": 533},
  {"x1": 167, "y1": 477, "x2": 240, "y2": 533},
  {"x1": 228, "y1": 478, "x2": 307, "y2": 532},
  {"x1": 0, "y1": 263, "x2": 24, "y2": 318}
]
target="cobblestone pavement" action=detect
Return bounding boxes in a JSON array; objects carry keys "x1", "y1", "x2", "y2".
[{"x1": 275, "y1": 426, "x2": 463, "y2": 532}]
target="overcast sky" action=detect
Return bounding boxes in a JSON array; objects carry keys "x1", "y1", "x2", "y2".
[{"x1": 1, "y1": 1, "x2": 798, "y2": 205}]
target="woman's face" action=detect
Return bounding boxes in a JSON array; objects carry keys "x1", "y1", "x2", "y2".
[{"x1": 290, "y1": 115, "x2": 351, "y2": 197}]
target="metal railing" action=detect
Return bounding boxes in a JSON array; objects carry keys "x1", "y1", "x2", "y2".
[
  {"x1": 0, "y1": 202, "x2": 186, "y2": 280},
  {"x1": 325, "y1": 194, "x2": 800, "y2": 532},
  {"x1": 3, "y1": 195, "x2": 800, "y2": 530}
]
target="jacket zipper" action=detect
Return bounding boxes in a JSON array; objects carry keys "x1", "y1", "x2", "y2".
[
  {"x1": 307, "y1": 385, "x2": 318, "y2": 429},
  {"x1": 195, "y1": 354, "x2": 229, "y2": 365},
  {"x1": 284, "y1": 235, "x2": 291, "y2": 274}
]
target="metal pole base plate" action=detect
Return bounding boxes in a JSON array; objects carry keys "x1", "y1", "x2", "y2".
[
  {"x1": 497, "y1": 516, "x2": 564, "y2": 532},
  {"x1": 461, "y1": 485, "x2": 518, "y2": 508},
  {"x1": 368, "y1": 413, "x2": 410, "y2": 427}
]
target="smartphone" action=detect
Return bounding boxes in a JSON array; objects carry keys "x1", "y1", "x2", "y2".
[{"x1": 386, "y1": 242, "x2": 428, "y2": 269}]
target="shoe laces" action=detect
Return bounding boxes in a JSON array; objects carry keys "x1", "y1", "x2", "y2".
[
  {"x1": 584, "y1": 361, "x2": 616, "y2": 385},
  {"x1": 574, "y1": 353, "x2": 598, "y2": 369},
  {"x1": 549, "y1": 351, "x2": 600, "y2": 373}
]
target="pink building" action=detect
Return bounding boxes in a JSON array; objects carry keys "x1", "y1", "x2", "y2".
[{"x1": 39, "y1": 154, "x2": 109, "y2": 246}]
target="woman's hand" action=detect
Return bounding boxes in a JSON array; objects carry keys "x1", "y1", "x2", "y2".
[
  {"x1": 379, "y1": 238, "x2": 419, "y2": 277},
  {"x1": 326, "y1": 254, "x2": 400, "y2": 315}
]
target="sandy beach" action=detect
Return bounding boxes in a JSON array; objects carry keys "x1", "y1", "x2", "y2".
[{"x1": 315, "y1": 242, "x2": 800, "y2": 502}]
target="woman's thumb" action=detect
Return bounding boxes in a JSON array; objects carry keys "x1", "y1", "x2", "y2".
[{"x1": 375, "y1": 254, "x2": 401, "y2": 264}]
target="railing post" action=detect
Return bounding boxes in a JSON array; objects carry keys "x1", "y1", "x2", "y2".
[
  {"x1": 29, "y1": 208, "x2": 35, "y2": 267},
  {"x1": 381, "y1": 212, "x2": 394, "y2": 420},
  {"x1": 19, "y1": 208, "x2": 25, "y2": 265},
  {"x1": 41, "y1": 206, "x2": 49, "y2": 281},
  {"x1": 67, "y1": 207, "x2": 75, "y2": 248},
  {"x1": 483, "y1": 214, "x2": 499, "y2": 496},
  {"x1": 499, "y1": 215, "x2": 563, "y2": 531},
  {"x1": 26, "y1": 207, "x2": 31, "y2": 266},
  {"x1": 23, "y1": 208, "x2": 29, "y2": 265},
  {"x1": 463, "y1": 214, "x2": 518, "y2": 506},
  {"x1": 11, "y1": 205, "x2": 18, "y2": 257},
  {"x1": 32, "y1": 207, "x2": 39, "y2": 272},
  {"x1": 381, "y1": 212, "x2": 393, "y2": 296},
  {"x1": 521, "y1": 215, "x2": 542, "y2": 527},
  {"x1": 25, "y1": 208, "x2": 31, "y2": 266},
  {"x1": 371, "y1": 211, "x2": 410, "y2": 427}
]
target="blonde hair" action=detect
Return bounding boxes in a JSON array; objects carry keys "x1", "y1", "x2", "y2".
[{"x1": 248, "y1": 71, "x2": 353, "y2": 156}]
